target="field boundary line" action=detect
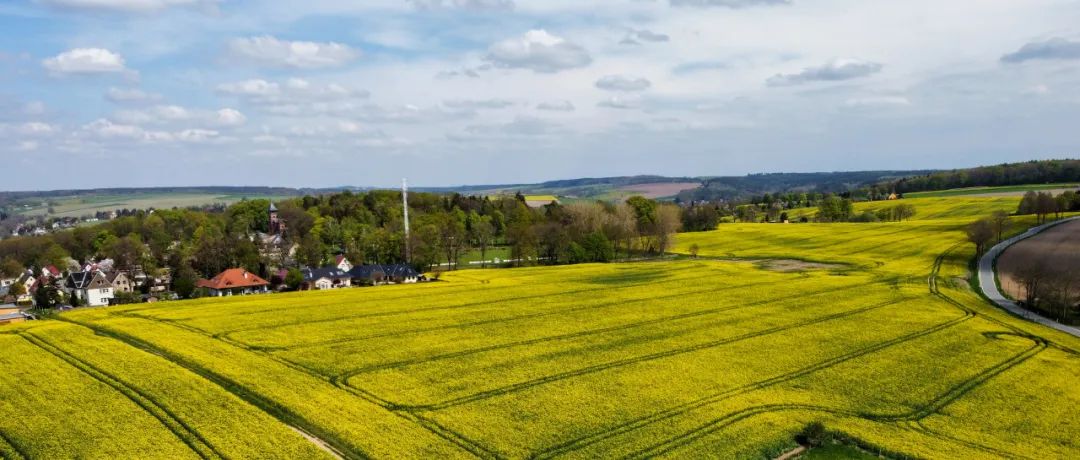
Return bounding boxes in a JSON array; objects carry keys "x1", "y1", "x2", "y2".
[
  {"x1": 624, "y1": 333, "x2": 1044, "y2": 460},
  {"x1": 338, "y1": 278, "x2": 892, "y2": 382},
  {"x1": 531, "y1": 308, "x2": 972, "y2": 459},
  {"x1": 393, "y1": 297, "x2": 909, "y2": 412},
  {"x1": 54, "y1": 317, "x2": 363, "y2": 460},
  {"x1": 18, "y1": 332, "x2": 225, "y2": 460},
  {"x1": 283, "y1": 277, "x2": 807, "y2": 353},
  {"x1": 219, "y1": 267, "x2": 738, "y2": 336},
  {"x1": 0, "y1": 429, "x2": 27, "y2": 460}
]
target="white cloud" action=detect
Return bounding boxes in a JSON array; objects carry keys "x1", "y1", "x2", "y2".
[
  {"x1": 620, "y1": 29, "x2": 669, "y2": 46},
  {"x1": 486, "y1": 30, "x2": 592, "y2": 73},
  {"x1": 843, "y1": 96, "x2": 911, "y2": 108},
  {"x1": 37, "y1": 0, "x2": 215, "y2": 13},
  {"x1": 767, "y1": 59, "x2": 883, "y2": 87},
  {"x1": 443, "y1": 99, "x2": 515, "y2": 110},
  {"x1": 216, "y1": 108, "x2": 247, "y2": 126},
  {"x1": 106, "y1": 87, "x2": 162, "y2": 104},
  {"x1": 536, "y1": 100, "x2": 575, "y2": 112},
  {"x1": 410, "y1": 0, "x2": 513, "y2": 10},
  {"x1": 597, "y1": 96, "x2": 641, "y2": 110},
  {"x1": 596, "y1": 75, "x2": 652, "y2": 92},
  {"x1": 227, "y1": 36, "x2": 360, "y2": 69},
  {"x1": 217, "y1": 78, "x2": 370, "y2": 117},
  {"x1": 42, "y1": 48, "x2": 127, "y2": 75},
  {"x1": 670, "y1": 0, "x2": 790, "y2": 7}
]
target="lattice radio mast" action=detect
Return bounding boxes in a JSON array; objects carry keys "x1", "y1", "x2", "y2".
[{"x1": 402, "y1": 178, "x2": 411, "y2": 263}]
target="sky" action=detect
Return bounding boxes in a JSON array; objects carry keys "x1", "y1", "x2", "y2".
[{"x1": 1, "y1": 0, "x2": 1079, "y2": 190}]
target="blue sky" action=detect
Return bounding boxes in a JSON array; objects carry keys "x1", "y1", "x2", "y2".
[{"x1": 1, "y1": 0, "x2": 1079, "y2": 190}]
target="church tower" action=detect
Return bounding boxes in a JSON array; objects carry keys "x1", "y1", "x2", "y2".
[{"x1": 269, "y1": 202, "x2": 281, "y2": 235}]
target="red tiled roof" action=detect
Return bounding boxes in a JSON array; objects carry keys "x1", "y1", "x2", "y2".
[{"x1": 197, "y1": 268, "x2": 269, "y2": 290}]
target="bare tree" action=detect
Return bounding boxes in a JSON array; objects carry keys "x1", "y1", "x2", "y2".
[
  {"x1": 989, "y1": 210, "x2": 1011, "y2": 242},
  {"x1": 965, "y1": 218, "x2": 995, "y2": 254}
]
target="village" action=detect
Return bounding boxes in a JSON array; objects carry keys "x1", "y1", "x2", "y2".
[{"x1": 0, "y1": 202, "x2": 422, "y2": 325}]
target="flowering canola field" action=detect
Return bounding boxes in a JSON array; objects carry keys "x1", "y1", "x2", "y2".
[{"x1": 2, "y1": 196, "x2": 1080, "y2": 459}]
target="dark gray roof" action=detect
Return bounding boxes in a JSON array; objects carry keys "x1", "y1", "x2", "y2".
[
  {"x1": 348, "y1": 265, "x2": 385, "y2": 279},
  {"x1": 0, "y1": 312, "x2": 28, "y2": 322},
  {"x1": 65, "y1": 272, "x2": 112, "y2": 290},
  {"x1": 384, "y1": 264, "x2": 419, "y2": 278},
  {"x1": 302, "y1": 266, "x2": 351, "y2": 282}
]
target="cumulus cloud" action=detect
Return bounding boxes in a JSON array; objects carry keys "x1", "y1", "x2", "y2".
[
  {"x1": 536, "y1": 100, "x2": 575, "y2": 112},
  {"x1": 597, "y1": 96, "x2": 641, "y2": 109},
  {"x1": 216, "y1": 108, "x2": 246, "y2": 126},
  {"x1": 227, "y1": 36, "x2": 359, "y2": 69},
  {"x1": 670, "y1": 0, "x2": 790, "y2": 7},
  {"x1": 486, "y1": 30, "x2": 592, "y2": 73},
  {"x1": 443, "y1": 99, "x2": 515, "y2": 109},
  {"x1": 42, "y1": 48, "x2": 127, "y2": 75},
  {"x1": 596, "y1": 75, "x2": 652, "y2": 92},
  {"x1": 410, "y1": 0, "x2": 513, "y2": 10},
  {"x1": 217, "y1": 78, "x2": 369, "y2": 116},
  {"x1": 766, "y1": 59, "x2": 883, "y2": 86},
  {"x1": 620, "y1": 28, "x2": 670, "y2": 46},
  {"x1": 1001, "y1": 38, "x2": 1080, "y2": 63},
  {"x1": 37, "y1": 0, "x2": 216, "y2": 13},
  {"x1": 106, "y1": 87, "x2": 162, "y2": 104},
  {"x1": 843, "y1": 96, "x2": 911, "y2": 108}
]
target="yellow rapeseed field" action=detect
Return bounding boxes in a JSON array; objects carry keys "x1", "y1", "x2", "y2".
[{"x1": 2, "y1": 196, "x2": 1079, "y2": 459}]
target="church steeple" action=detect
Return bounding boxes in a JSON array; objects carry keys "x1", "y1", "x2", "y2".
[{"x1": 269, "y1": 202, "x2": 282, "y2": 235}]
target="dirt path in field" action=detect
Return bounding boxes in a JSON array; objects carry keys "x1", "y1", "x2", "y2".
[
  {"x1": 287, "y1": 427, "x2": 345, "y2": 460},
  {"x1": 997, "y1": 218, "x2": 1080, "y2": 301},
  {"x1": 978, "y1": 216, "x2": 1080, "y2": 338}
]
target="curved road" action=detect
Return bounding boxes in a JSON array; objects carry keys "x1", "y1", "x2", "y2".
[{"x1": 977, "y1": 216, "x2": 1080, "y2": 338}]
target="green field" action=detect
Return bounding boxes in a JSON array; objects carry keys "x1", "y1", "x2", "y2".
[
  {"x1": 12, "y1": 193, "x2": 290, "y2": 218},
  {"x1": 905, "y1": 183, "x2": 1078, "y2": 198},
  {"x1": 2, "y1": 196, "x2": 1080, "y2": 458}
]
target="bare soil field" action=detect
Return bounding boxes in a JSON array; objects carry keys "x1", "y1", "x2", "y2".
[
  {"x1": 997, "y1": 218, "x2": 1080, "y2": 300},
  {"x1": 617, "y1": 182, "x2": 700, "y2": 198}
]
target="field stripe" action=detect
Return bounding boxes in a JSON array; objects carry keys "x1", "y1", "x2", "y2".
[
  {"x1": 54, "y1": 318, "x2": 367, "y2": 460},
  {"x1": 392, "y1": 297, "x2": 908, "y2": 412},
  {"x1": 532, "y1": 307, "x2": 973, "y2": 459},
  {"x1": 221, "y1": 267, "x2": 736, "y2": 336},
  {"x1": 623, "y1": 334, "x2": 1045, "y2": 459},
  {"x1": 18, "y1": 332, "x2": 225, "y2": 460},
  {"x1": 294, "y1": 276, "x2": 819, "y2": 355},
  {"x1": 337, "y1": 278, "x2": 888, "y2": 381},
  {"x1": 0, "y1": 429, "x2": 26, "y2": 460}
]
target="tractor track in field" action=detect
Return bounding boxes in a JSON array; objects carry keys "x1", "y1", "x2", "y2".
[
  {"x1": 908, "y1": 420, "x2": 1035, "y2": 460},
  {"x1": 598, "y1": 246, "x2": 1049, "y2": 460},
  {"x1": 530, "y1": 308, "x2": 974, "y2": 459},
  {"x1": 335, "y1": 278, "x2": 894, "y2": 381},
  {"x1": 53, "y1": 317, "x2": 359, "y2": 460},
  {"x1": 72, "y1": 315, "x2": 496, "y2": 459},
  {"x1": 272, "y1": 276, "x2": 815, "y2": 353},
  {"x1": 392, "y1": 298, "x2": 909, "y2": 412},
  {"x1": 0, "y1": 429, "x2": 27, "y2": 460},
  {"x1": 18, "y1": 332, "x2": 227, "y2": 460},
  {"x1": 216, "y1": 266, "x2": 749, "y2": 336},
  {"x1": 621, "y1": 333, "x2": 1045, "y2": 460}
]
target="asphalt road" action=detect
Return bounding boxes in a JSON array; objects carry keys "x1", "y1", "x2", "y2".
[{"x1": 977, "y1": 216, "x2": 1080, "y2": 338}]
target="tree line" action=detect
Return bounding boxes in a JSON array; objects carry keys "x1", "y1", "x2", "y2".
[{"x1": 0, "y1": 191, "x2": 683, "y2": 298}]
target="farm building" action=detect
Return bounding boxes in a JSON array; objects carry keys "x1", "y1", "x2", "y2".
[
  {"x1": 301, "y1": 267, "x2": 352, "y2": 290},
  {"x1": 197, "y1": 268, "x2": 270, "y2": 297},
  {"x1": 64, "y1": 271, "x2": 115, "y2": 307},
  {"x1": 348, "y1": 264, "x2": 421, "y2": 285},
  {"x1": 384, "y1": 264, "x2": 421, "y2": 284}
]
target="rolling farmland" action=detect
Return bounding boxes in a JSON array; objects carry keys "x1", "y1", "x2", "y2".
[{"x1": 3, "y1": 197, "x2": 1080, "y2": 458}]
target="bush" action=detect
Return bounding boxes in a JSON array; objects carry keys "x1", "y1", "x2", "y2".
[{"x1": 797, "y1": 421, "x2": 832, "y2": 447}]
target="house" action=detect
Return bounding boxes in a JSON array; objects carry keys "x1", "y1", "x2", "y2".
[
  {"x1": 43, "y1": 265, "x2": 62, "y2": 280},
  {"x1": 334, "y1": 255, "x2": 353, "y2": 272},
  {"x1": 384, "y1": 264, "x2": 421, "y2": 284},
  {"x1": 107, "y1": 272, "x2": 135, "y2": 294},
  {"x1": 65, "y1": 271, "x2": 115, "y2": 307},
  {"x1": 197, "y1": 268, "x2": 270, "y2": 297},
  {"x1": 301, "y1": 267, "x2": 352, "y2": 290},
  {"x1": 349, "y1": 265, "x2": 387, "y2": 286}
]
